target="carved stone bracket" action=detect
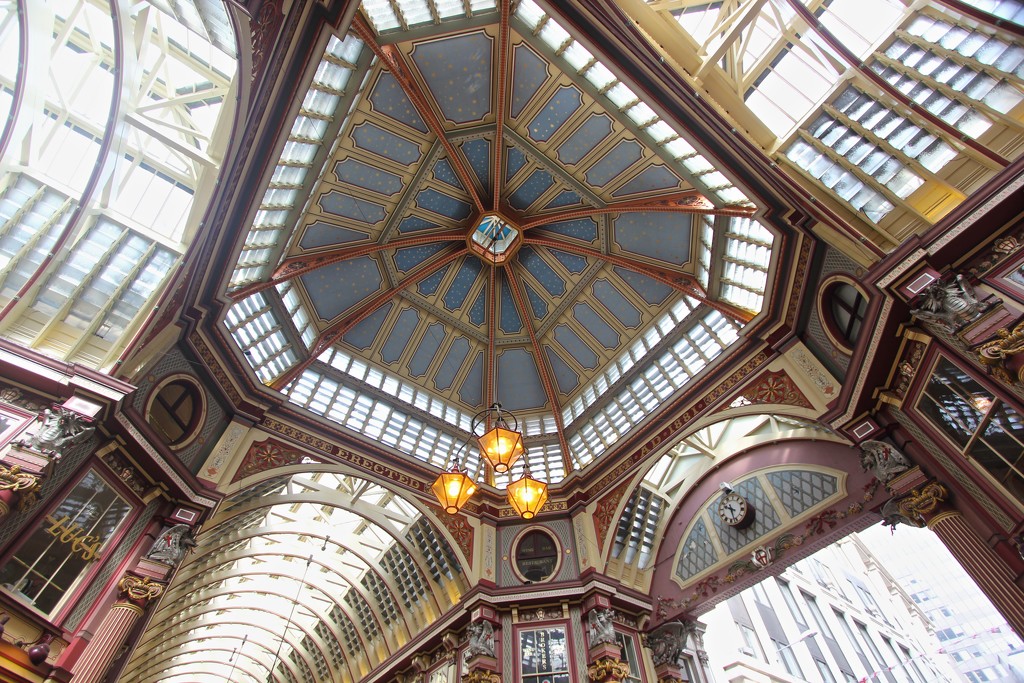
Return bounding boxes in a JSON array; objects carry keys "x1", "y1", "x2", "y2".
[
  {"x1": 859, "y1": 440, "x2": 912, "y2": 485},
  {"x1": 588, "y1": 656, "x2": 631, "y2": 682}
]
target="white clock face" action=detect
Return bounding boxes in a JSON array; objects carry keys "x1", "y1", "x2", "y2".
[{"x1": 718, "y1": 493, "x2": 749, "y2": 526}]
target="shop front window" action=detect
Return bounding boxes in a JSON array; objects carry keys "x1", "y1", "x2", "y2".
[
  {"x1": 520, "y1": 626, "x2": 570, "y2": 683},
  {"x1": 917, "y1": 356, "x2": 1024, "y2": 505},
  {"x1": 0, "y1": 469, "x2": 132, "y2": 615}
]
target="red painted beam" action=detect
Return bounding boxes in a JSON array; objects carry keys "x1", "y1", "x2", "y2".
[
  {"x1": 269, "y1": 247, "x2": 468, "y2": 390},
  {"x1": 352, "y1": 16, "x2": 487, "y2": 214},
  {"x1": 519, "y1": 192, "x2": 754, "y2": 230},
  {"x1": 228, "y1": 230, "x2": 465, "y2": 301},
  {"x1": 524, "y1": 235, "x2": 755, "y2": 324},
  {"x1": 505, "y1": 265, "x2": 573, "y2": 469}
]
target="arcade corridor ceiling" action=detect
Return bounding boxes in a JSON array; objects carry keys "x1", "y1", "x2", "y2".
[{"x1": 224, "y1": 0, "x2": 777, "y2": 484}]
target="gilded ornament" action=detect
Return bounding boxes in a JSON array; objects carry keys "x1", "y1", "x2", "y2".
[
  {"x1": 0, "y1": 464, "x2": 41, "y2": 510},
  {"x1": 462, "y1": 671, "x2": 500, "y2": 683},
  {"x1": 588, "y1": 656, "x2": 631, "y2": 681},
  {"x1": 978, "y1": 321, "x2": 1024, "y2": 384},
  {"x1": 896, "y1": 481, "x2": 949, "y2": 522},
  {"x1": 118, "y1": 574, "x2": 165, "y2": 604}
]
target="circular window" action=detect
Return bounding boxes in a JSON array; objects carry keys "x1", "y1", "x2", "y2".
[
  {"x1": 147, "y1": 377, "x2": 204, "y2": 449},
  {"x1": 513, "y1": 528, "x2": 560, "y2": 583},
  {"x1": 824, "y1": 280, "x2": 869, "y2": 350}
]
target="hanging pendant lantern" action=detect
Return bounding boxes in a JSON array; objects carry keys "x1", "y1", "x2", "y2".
[
  {"x1": 474, "y1": 403, "x2": 525, "y2": 474},
  {"x1": 506, "y1": 463, "x2": 548, "y2": 519},
  {"x1": 432, "y1": 464, "x2": 477, "y2": 514}
]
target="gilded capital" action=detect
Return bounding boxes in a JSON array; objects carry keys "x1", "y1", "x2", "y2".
[
  {"x1": 896, "y1": 481, "x2": 950, "y2": 522},
  {"x1": 118, "y1": 574, "x2": 165, "y2": 606},
  {"x1": 462, "y1": 671, "x2": 501, "y2": 683},
  {"x1": 588, "y1": 657, "x2": 631, "y2": 681},
  {"x1": 0, "y1": 464, "x2": 41, "y2": 511}
]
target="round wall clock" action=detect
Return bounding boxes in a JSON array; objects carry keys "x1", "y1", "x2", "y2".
[{"x1": 717, "y1": 492, "x2": 754, "y2": 528}]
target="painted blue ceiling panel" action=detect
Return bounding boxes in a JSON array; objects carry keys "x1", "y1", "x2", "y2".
[
  {"x1": 408, "y1": 322, "x2": 445, "y2": 377},
  {"x1": 507, "y1": 168, "x2": 554, "y2": 211},
  {"x1": 505, "y1": 145, "x2": 527, "y2": 181},
  {"x1": 299, "y1": 256, "x2": 383, "y2": 321},
  {"x1": 368, "y1": 71, "x2": 428, "y2": 133},
  {"x1": 499, "y1": 277, "x2": 522, "y2": 334},
  {"x1": 586, "y1": 140, "x2": 643, "y2": 187},
  {"x1": 459, "y1": 351, "x2": 484, "y2": 407},
  {"x1": 319, "y1": 191, "x2": 386, "y2": 225},
  {"x1": 443, "y1": 258, "x2": 483, "y2": 311},
  {"x1": 417, "y1": 265, "x2": 451, "y2": 296},
  {"x1": 613, "y1": 212, "x2": 692, "y2": 265},
  {"x1": 613, "y1": 266, "x2": 673, "y2": 305},
  {"x1": 432, "y1": 158, "x2": 463, "y2": 190},
  {"x1": 534, "y1": 218, "x2": 597, "y2": 242},
  {"x1": 544, "y1": 189, "x2": 583, "y2": 209},
  {"x1": 525, "y1": 282, "x2": 547, "y2": 319},
  {"x1": 528, "y1": 85, "x2": 582, "y2": 143},
  {"x1": 393, "y1": 242, "x2": 448, "y2": 272},
  {"x1": 299, "y1": 221, "x2": 368, "y2": 250},
  {"x1": 611, "y1": 164, "x2": 682, "y2": 197},
  {"x1": 352, "y1": 122, "x2": 422, "y2": 165},
  {"x1": 556, "y1": 113, "x2": 613, "y2": 165},
  {"x1": 545, "y1": 346, "x2": 580, "y2": 395},
  {"x1": 397, "y1": 216, "x2": 438, "y2": 234},
  {"x1": 415, "y1": 188, "x2": 472, "y2": 220},
  {"x1": 380, "y1": 307, "x2": 421, "y2": 364},
  {"x1": 511, "y1": 43, "x2": 548, "y2": 119},
  {"x1": 468, "y1": 289, "x2": 486, "y2": 326},
  {"x1": 342, "y1": 301, "x2": 394, "y2": 350},
  {"x1": 334, "y1": 158, "x2": 403, "y2": 196},
  {"x1": 496, "y1": 348, "x2": 546, "y2": 411},
  {"x1": 434, "y1": 336, "x2": 470, "y2": 391},
  {"x1": 412, "y1": 32, "x2": 493, "y2": 124},
  {"x1": 553, "y1": 323, "x2": 599, "y2": 370},
  {"x1": 518, "y1": 246, "x2": 566, "y2": 297},
  {"x1": 549, "y1": 248, "x2": 587, "y2": 274},
  {"x1": 460, "y1": 138, "x2": 491, "y2": 192},
  {"x1": 592, "y1": 279, "x2": 642, "y2": 328},
  {"x1": 573, "y1": 302, "x2": 619, "y2": 349}
]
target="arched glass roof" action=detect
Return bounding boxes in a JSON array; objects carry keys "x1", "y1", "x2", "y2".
[
  {"x1": 123, "y1": 472, "x2": 469, "y2": 683},
  {"x1": 0, "y1": 0, "x2": 238, "y2": 370}
]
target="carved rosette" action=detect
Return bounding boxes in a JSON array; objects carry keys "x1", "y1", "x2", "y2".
[
  {"x1": 462, "y1": 671, "x2": 501, "y2": 683},
  {"x1": 0, "y1": 464, "x2": 41, "y2": 512},
  {"x1": 588, "y1": 656, "x2": 631, "y2": 682},
  {"x1": 117, "y1": 574, "x2": 165, "y2": 609}
]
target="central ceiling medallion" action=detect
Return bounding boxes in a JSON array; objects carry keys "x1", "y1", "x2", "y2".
[{"x1": 468, "y1": 213, "x2": 521, "y2": 265}]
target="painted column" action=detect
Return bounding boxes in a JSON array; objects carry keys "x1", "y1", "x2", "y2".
[
  {"x1": 67, "y1": 574, "x2": 164, "y2": 683},
  {"x1": 885, "y1": 467, "x2": 1024, "y2": 637}
]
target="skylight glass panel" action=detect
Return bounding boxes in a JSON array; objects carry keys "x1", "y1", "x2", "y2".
[{"x1": 361, "y1": 0, "x2": 401, "y2": 32}]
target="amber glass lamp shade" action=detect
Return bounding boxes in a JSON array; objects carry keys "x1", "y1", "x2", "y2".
[
  {"x1": 477, "y1": 424, "x2": 525, "y2": 473},
  {"x1": 432, "y1": 466, "x2": 477, "y2": 514},
  {"x1": 506, "y1": 472, "x2": 548, "y2": 519}
]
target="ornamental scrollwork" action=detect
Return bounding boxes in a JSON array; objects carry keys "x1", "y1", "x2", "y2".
[
  {"x1": 588, "y1": 656, "x2": 631, "y2": 681},
  {"x1": 462, "y1": 671, "x2": 500, "y2": 683}
]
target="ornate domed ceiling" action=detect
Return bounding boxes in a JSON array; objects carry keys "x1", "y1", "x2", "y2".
[{"x1": 224, "y1": 0, "x2": 777, "y2": 483}]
